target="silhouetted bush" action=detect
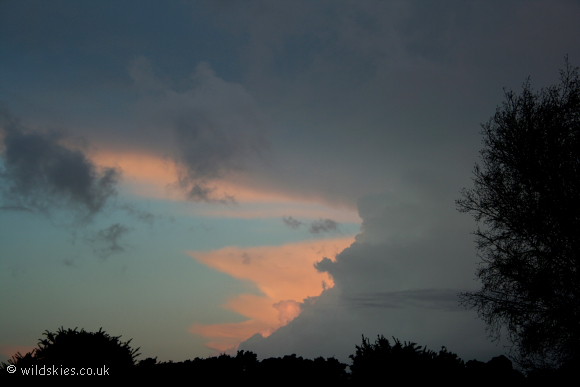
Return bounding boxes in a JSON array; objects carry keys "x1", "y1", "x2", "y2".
[
  {"x1": 350, "y1": 335, "x2": 466, "y2": 383},
  {"x1": 1, "y1": 327, "x2": 139, "y2": 376}
]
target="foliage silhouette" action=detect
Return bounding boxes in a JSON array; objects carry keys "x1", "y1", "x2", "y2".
[
  {"x1": 1, "y1": 327, "x2": 139, "y2": 376},
  {"x1": 136, "y1": 350, "x2": 348, "y2": 384},
  {"x1": 0, "y1": 327, "x2": 542, "y2": 383},
  {"x1": 349, "y1": 335, "x2": 466, "y2": 383},
  {"x1": 457, "y1": 58, "x2": 580, "y2": 371}
]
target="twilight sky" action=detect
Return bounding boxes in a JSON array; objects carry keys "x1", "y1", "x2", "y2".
[{"x1": 1, "y1": 0, "x2": 579, "y2": 364}]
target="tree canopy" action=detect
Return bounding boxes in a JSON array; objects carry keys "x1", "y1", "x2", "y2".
[{"x1": 457, "y1": 59, "x2": 580, "y2": 370}]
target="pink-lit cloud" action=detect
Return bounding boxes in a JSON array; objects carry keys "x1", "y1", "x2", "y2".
[
  {"x1": 92, "y1": 149, "x2": 360, "y2": 222},
  {"x1": 90, "y1": 150, "x2": 181, "y2": 200},
  {"x1": 188, "y1": 237, "x2": 355, "y2": 353}
]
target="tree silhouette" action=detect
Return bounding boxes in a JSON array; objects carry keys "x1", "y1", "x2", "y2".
[{"x1": 457, "y1": 59, "x2": 580, "y2": 370}]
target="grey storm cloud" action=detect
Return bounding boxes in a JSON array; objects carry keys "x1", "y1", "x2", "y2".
[
  {"x1": 130, "y1": 59, "x2": 268, "y2": 203},
  {"x1": 0, "y1": 112, "x2": 119, "y2": 218},
  {"x1": 242, "y1": 192, "x2": 504, "y2": 363},
  {"x1": 199, "y1": 0, "x2": 580, "y2": 209}
]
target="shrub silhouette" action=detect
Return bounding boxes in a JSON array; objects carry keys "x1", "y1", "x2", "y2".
[
  {"x1": 351, "y1": 335, "x2": 465, "y2": 383},
  {"x1": 1, "y1": 327, "x2": 139, "y2": 376}
]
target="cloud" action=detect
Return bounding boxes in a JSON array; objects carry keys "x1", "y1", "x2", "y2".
[
  {"x1": 118, "y1": 204, "x2": 156, "y2": 225},
  {"x1": 309, "y1": 218, "x2": 338, "y2": 234},
  {"x1": 344, "y1": 289, "x2": 464, "y2": 311},
  {"x1": 283, "y1": 216, "x2": 340, "y2": 234},
  {"x1": 188, "y1": 236, "x2": 355, "y2": 353},
  {"x1": 89, "y1": 223, "x2": 130, "y2": 258},
  {"x1": 282, "y1": 216, "x2": 303, "y2": 229},
  {"x1": 195, "y1": 0, "x2": 580, "y2": 212},
  {"x1": 88, "y1": 223, "x2": 129, "y2": 259},
  {"x1": 130, "y1": 59, "x2": 269, "y2": 203},
  {"x1": 0, "y1": 111, "x2": 120, "y2": 220},
  {"x1": 191, "y1": 320, "x2": 274, "y2": 354},
  {"x1": 273, "y1": 300, "x2": 302, "y2": 325},
  {"x1": 240, "y1": 192, "x2": 506, "y2": 362}
]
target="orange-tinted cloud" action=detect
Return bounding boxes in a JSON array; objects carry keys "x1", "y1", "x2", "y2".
[
  {"x1": 91, "y1": 149, "x2": 297, "y2": 203},
  {"x1": 91, "y1": 149, "x2": 360, "y2": 221},
  {"x1": 188, "y1": 237, "x2": 355, "y2": 353},
  {"x1": 191, "y1": 320, "x2": 274, "y2": 354},
  {"x1": 90, "y1": 150, "x2": 182, "y2": 200}
]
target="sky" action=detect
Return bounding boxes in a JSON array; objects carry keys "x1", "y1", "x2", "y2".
[{"x1": 1, "y1": 0, "x2": 579, "y2": 365}]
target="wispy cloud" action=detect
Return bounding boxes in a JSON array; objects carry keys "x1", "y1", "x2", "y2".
[
  {"x1": 309, "y1": 218, "x2": 339, "y2": 234},
  {"x1": 88, "y1": 223, "x2": 130, "y2": 259},
  {"x1": 119, "y1": 204, "x2": 156, "y2": 225},
  {"x1": 345, "y1": 289, "x2": 463, "y2": 311},
  {"x1": 282, "y1": 216, "x2": 340, "y2": 234},
  {"x1": 282, "y1": 216, "x2": 303, "y2": 229}
]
